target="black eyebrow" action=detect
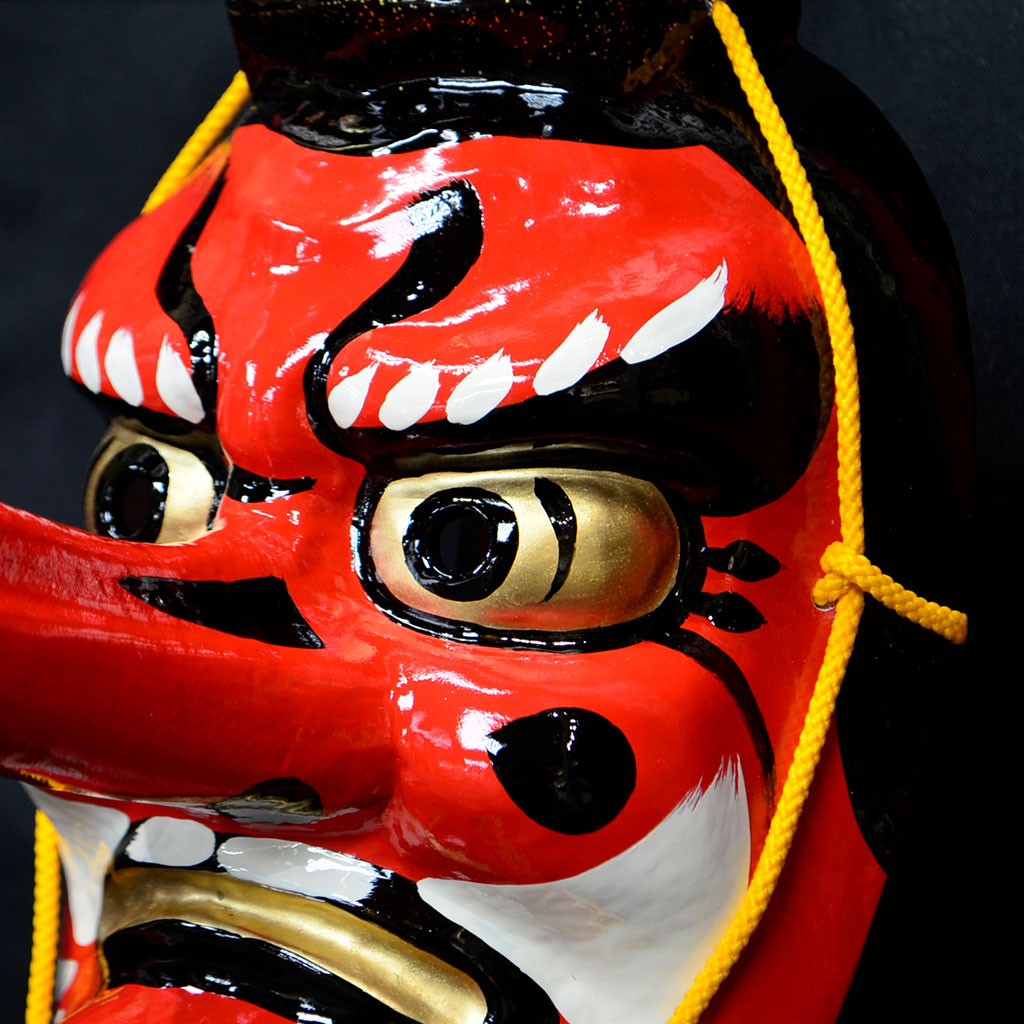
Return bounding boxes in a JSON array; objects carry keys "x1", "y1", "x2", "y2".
[
  {"x1": 155, "y1": 173, "x2": 226, "y2": 424},
  {"x1": 304, "y1": 180, "x2": 484, "y2": 456}
]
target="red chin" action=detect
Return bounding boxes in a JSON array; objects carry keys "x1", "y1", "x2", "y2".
[{"x1": 61, "y1": 986, "x2": 292, "y2": 1024}]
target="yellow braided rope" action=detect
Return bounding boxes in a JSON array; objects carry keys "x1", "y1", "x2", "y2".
[
  {"x1": 669, "y1": 2, "x2": 965, "y2": 1019},
  {"x1": 141, "y1": 70, "x2": 251, "y2": 213},
  {"x1": 814, "y1": 542, "x2": 968, "y2": 644},
  {"x1": 24, "y1": 811, "x2": 60, "y2": 1024}
]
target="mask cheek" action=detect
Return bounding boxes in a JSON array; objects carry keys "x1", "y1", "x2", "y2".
[{"x1": 384, "y1": 643, "x2": 769, "y2": 885}]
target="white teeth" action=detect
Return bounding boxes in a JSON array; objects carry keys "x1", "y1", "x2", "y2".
[
  {"x1": 217, "y1": 837, "x2": 378, "y2": 905},
  {"x1": 620, "y1": 261, "x2": 728, "y2": 364},
  {"x1": 155, "y1": 335, "x2": 205, "y2": 423},
  {"x1": 418, "y1": 761, "x2": 749, "y2": 1024},
  {"x1": 378, "y1": 362, "x2": 441, "y2": 431},
  {"x1": 26, "y1": 787, "x2": 129, "y2": 946},
  {"x1": 75, "y1": 311, "x2": 104, "y2": 393},
  {"x1": 328, "y1": 363, "x2": 378, "y2": 429},
  {"x1": 104, "y1": 327, "x2": 144, "y2": 407},
  {"x1": 126, "y1": 816, "x2": 216, "y2": 867},
  {"x1": 61, "y1": 294, "x2": 84, "y2": 377},
  {"x1": 533, "y1": 310, "x2": 610, "y2": 396},
  {"x1": 446, "y1": 350, "x2": 515, "y2": 425}
]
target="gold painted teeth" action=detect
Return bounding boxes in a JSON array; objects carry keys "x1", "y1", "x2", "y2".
[{"x1": 100, "y1": 866, "x2": 489, "y2": 1024}]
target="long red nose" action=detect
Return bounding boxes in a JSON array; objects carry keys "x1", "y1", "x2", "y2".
[{"x1": 0, "y1": 501, "x2": 395, "y2": 826}]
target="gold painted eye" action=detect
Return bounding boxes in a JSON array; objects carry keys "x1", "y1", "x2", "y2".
[
  {"x1": 84, "y1": 419, "x2": 225, "y2": 544},
  {"x1": 368, "y1": 468, "x2": 682, "y2": 631}
]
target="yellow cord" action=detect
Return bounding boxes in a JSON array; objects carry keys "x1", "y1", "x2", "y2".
[
  {"x1": 141, "y1": 70, "x2": 251, "y2": 213},
  {"x1": 814, "y1": 542, "x2": 968, "y2": 644},
  {"x1": 668, "y1": 3, "x2": 967, "y2": 1021},
  {"x1": 24, "y1": 811, "x2": 60, "y2": 1024}
]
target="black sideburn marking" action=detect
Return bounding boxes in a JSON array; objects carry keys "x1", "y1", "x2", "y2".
[
  {"x1": 304, "y1": 180, "x2": 484, "y2": 453},
  {"x1": 708, "y1": 540, "x2": 782, "y2": 581},
  {"x1": 533, "y1": 477, "x2": 577, "y2": 601},
  {"x1": 119, "y1": 576, "x2": 324, "y2": 649},
  {"x1": 654, "y1": 629, "x2": 775, "y2": 796},
  {"x1": 488, "y1": 708, "x2": 636, "y2": 834},
  {"x1": 155, "y1": 175, "x2": 226, "y2": 422},
  {"x1": 694, "y1": 591, "x2": 766, "y2": 633},
  {"x1": 226, "y1": 466, "x2": 316, "y2": 503}
]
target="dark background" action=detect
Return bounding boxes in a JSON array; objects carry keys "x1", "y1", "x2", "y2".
[{"x1": 0, "y1": 1, "x2": 1019, "y2": 1019}]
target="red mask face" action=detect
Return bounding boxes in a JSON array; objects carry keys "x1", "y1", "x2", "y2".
[{"x1": 0, "y1": 125, "x2": 887, "y2": 1024}]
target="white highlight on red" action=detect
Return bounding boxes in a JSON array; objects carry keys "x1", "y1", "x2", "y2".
[
  {"x1": 156, "y1": 336, "x2": 204, "y2": 424},
  {"x1": 104, "y1": 327, "x2": 144, "y2": 407},
  {"x1": 126, "y1": 816, "x2": 216, "y2": 868},
  {"x1": 75, "y1": 311, "x2": 104, "y2": 393},
  {"x1": 418, "y1": 761, "x2": 750, "y2": 1024},
  {"x1": 446, "y1": 350, "x2": 515, "y2": 425},
  {"x1": 328, "y1": 363, "x2": 378, "y2": 429},
  {"x1": 621, "y1": 261, "x2": 728, "y2": 365},
  {"x1": 217, "y1": 837, "x2": 378, "y2": 905},
  {"x1": 533, "y1": 310, "x2": 610, "y2": 396},
  {"x1": 61, "y1": 294, "x2": 84, "y2": 377},
  {"x1": 55, "y1": 959, "x2": 78, "y2": 1001},
  {"x1": 26, "y1": 787, "x2": 130, "y2": 946},
  {"x1": 379, "y1": 362, "x2": 441, "y2": 431}
]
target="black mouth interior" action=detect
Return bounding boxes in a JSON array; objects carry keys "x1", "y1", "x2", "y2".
[
  {"x1": 104, "y1": 826, "x2": 558, "y2": 1024},
  {"x1": 106, "y1": 920, "x2": 424, "y2": 1024}
]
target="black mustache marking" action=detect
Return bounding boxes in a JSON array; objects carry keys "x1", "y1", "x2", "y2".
[{"x1": 119, "y1": 575, "x2": 324, "y2": 649}]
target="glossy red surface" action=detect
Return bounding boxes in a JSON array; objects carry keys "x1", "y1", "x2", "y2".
[{"x1": 0, "y1": 127, "x2": 882, "y2": 1024}]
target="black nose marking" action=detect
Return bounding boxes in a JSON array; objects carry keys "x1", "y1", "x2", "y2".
[
  {"x1": 487, "y1": 707, "x2": 636, "y2": 834},
  {"x1": 119, "y1": 575, "x2": 324, "y2": 649}
]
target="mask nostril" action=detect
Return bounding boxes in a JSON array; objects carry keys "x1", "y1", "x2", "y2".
[
  {"x1": 487, "y1": 708, "x2": 636, "y2": 835},
  {"x1": 213, "y1": 777, "x2": 324, "y2": 826}
]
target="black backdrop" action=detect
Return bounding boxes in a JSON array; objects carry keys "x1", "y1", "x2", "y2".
[{"x1": 0, "y1": 1, "x2": 1019, "y2": 1019}]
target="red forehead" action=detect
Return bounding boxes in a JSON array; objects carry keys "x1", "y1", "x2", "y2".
[{"x1": 65, "y1": 126, "x2": 818, "y2": 474}]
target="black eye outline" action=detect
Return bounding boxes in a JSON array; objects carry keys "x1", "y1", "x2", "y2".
[
  {"x1": 353, "y1": 463, "x2": 708, "y2": 653},
  {"x1": 403, "y1": 487, "x2": 519, "y2": 602},
  {"x1": 84, "y1": 420, "x2": 228, "y2": 544},
  {"x1": 93, "y1": 443, "x2": 170, "y2": 542}
]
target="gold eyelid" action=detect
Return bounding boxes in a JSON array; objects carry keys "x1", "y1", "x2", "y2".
[
  {"x1": 84, "y1": 420, "x2": 220, "y2": 544},
  {"x1": 370, "y1": 468, "x2": 680, "y2": 632}
]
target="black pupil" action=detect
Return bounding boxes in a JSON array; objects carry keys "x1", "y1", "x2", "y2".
[
  {"x1": 95, "y1": 445, "x2": 169, "y2": 542},
  {"x1": 425, "y1": 506, "x2": 492, "y2": 579},
  {"x1": 403, "y1": 488, "x2": 519, "y2": 602}
]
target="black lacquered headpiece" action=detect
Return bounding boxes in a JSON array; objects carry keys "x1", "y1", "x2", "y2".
[{"x1": 227, "y1": 0, "x2": 800, "y2": 96}]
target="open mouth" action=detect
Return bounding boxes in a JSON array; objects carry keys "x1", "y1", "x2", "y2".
[
  {"x1": 32, "y1": 762, "x2": 748, "y2": 1024},
  {"x1": 50, "y1": 805, "x2": 558, "y2": 1024}
]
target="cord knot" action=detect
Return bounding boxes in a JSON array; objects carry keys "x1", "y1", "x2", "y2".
[{"x1": 812, "y1": 541, "x2": 967, "y2": 644}]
